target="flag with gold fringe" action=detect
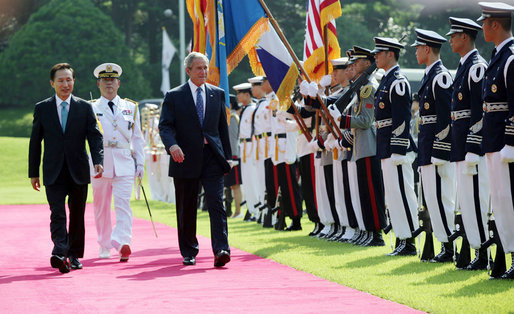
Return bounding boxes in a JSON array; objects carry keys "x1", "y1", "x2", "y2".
[{"x1": 303, "y1": 0, "x2": 341, "y2": 81}]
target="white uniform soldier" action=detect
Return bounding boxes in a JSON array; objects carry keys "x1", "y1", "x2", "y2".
[
  {"x1": 90, "y1": 63, "x2": 145, "y2": 262},
  {"x1": 234, "y1": 82, "x2": 259, "y2": 218}
]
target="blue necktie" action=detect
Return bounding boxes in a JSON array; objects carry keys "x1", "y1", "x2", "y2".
[
  {"x1": 196, "y1": 87, "x2": 204, "y2": 125},
  {"x1": 60, "y1": 101, "x2": 68, "y2": 132}
]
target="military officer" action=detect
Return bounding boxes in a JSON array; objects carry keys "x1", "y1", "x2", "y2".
[
  {"x1": 412, "y1": 29, "x2": 456, "y2": 262},
  {"x1": 478, "y1": 1, "x2": 514, "y2": 279},
  {"x1": 90, "y1": 63, "x2": 145, "y2": 261},
  {"x1": 372, "y1": 37, "x2": 419, "y2": 256},
  {"x1": 234, "y1": 82, "x2": 258, "y2": 218},
  {"x1": 446, "y1": 17, "x2": 490, "y2": 270}
]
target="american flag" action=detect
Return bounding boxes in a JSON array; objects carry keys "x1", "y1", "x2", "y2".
[{"x1": 303, "y1": 0, "x2": 341, "y2": 81}]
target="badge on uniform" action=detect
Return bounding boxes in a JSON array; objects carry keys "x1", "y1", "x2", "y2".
[
  {"x1": 360, "y1": 85, "x2": 373, "y2": 99},
  {"x1": 424, "y1": 102, "x2": 430, "y2": 110},
  {"x1": 379, "y1": 102, "x2": 385, "y2": 109},
  {"x1": 96, "y1": 113, "x2": 103, "y2": 117},
  {"x1": 122, "y1": 109, "x2": 132, "y2": 115},
  {"x1": 491, "y1": 84, "x2": 497, "y2": 93},
  {"x1": 458, "y1": 92, "x2": 463, "y2": 101}
]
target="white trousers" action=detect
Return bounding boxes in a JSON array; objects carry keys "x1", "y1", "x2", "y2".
[
  {"x1": 255, "y1": 155, "x2": 266, "y2": 211},
  {"x1": 381, "y1": 155, "x2": 419, "y2": 239},
  {"x1": 348, "y1": 160, "x2": 365, "y2": 230},
  {"x1": 455, "y1": 159, "x2": 490, "y2": 249},
  {"x1": 92, "y1": 175, "x2": 133, "y2": 251},
  {"x1": 240, "y1": 142, "x2": 260, "y2": 214},
  {"x1": 160, "y1": 154, "x2": 175, "y2": 203},
  {"x1": 420, "y1": 163, "x2": 456, "y2": 243},
  {"x1": 146, "y1": 152, "x2": 164, "y2": 201},
  {"x1": 314, "y1": 158, "x2": 334, "y2": 225},
  {"x1": 486, "y1": 152, "x2": 514, "y2": 253}
]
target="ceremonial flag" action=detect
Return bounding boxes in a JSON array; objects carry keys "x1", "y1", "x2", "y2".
[
  {"x1": 214, "y1": 0, "x2": 230, "y2": 113},
  {"x1": 160, "y1": 28, "x2": 177, "y2": 95},
  {"x1": 256, "y1": 22, "x2": 299, "y2": 110},
  {"x1": 303, "y1": 0, "x2": 341, "y2": 81},
  {"x1": 186, "y1": 0, "x2": 215, "y2": 54}
]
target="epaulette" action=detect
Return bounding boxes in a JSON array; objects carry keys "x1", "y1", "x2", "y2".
[
  {"x1": 88, "y1": 99, "x2": 97, "y2": 104},
  {"x1": 124, "y1": 98, "x2": 139, "y2": 106}
]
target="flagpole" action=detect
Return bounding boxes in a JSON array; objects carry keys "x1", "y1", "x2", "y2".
[{"x1": 258, "y1": 0, "x2": 343, "y2": 140}]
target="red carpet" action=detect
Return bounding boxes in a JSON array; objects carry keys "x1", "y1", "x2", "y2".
[{"x1": 0, "y1": 204, "x2": 421, "y2": 313}]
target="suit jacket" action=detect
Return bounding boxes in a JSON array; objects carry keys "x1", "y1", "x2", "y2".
[
  {"x1": 28, "y1": 95, "x2": 104, "y2": 185},
  {"x1": 159, "y1": 82, "x2": 231, "y2": 179}
]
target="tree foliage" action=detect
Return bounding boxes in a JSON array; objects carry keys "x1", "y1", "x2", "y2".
[{"x1": 0, "y1": 0, "x2": 151, "y2": 107}]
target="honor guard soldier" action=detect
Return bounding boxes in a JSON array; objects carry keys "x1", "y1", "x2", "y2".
[
  {"x1": 319, "y1": 46, "x2": 387, "y2": 246},
  {"x1": 446, "y1": 17, "x2": 490, "y2": 270},
  {"x1": 234, "y1": 82, "x2": 258, "y2": 218},
  {"x1": 90, "y1": 63, "x2": 145, "y2": 261},
  {"x1": 224, "y1": 94, "x2": 243, "y2": 218},
  {"x1": 478, "y1": 1, "x2": 514, "y2": 279},
  {"x1": 372, "y1": 37, "x2": 419, "y2": 256},
  {"x1": 412, "y1": 29, "x2": 456, "y2": 262}
]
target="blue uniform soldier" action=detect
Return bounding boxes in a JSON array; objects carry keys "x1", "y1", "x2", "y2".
[
  {"x1": 446, "y1": 17, "x2": 490, "y2": 270},
  {"x1": 478, "y1": 1, "x2": 514, "y2": 280},
  {"x1": 373, "y1": 37, "x2": 418, "y2": 256},
  {"x1": 412, "y1": 29, "x2": 456, "y2": 263}
]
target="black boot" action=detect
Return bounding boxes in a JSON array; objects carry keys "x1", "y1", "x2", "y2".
[
  {"x1": 430, "y1": 242, "x2": 454, "y2": 263},
  {"x1": 465, "y1": 247, "x2": 488, "y2": 270},
  {"x1": 389, "y1": 238, "x2": 417, "y2": 256},
  {"x1": 285, "y1": 217, "x2": 302, "y2": 231},
  {"x1": 500, "y1": 254, "x2": 514, "y2": 279},
  {"x1": 309, "y1": 223, "x2": 320, "y2": 236},
  {"x1": 363, "y1": 231, "x2": 386, "y2": 247}
]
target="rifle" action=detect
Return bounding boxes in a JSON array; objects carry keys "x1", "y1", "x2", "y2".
[
  {"x1": 411, "y1": 172, "x2": 435, "y2": 261},
  {"x1": 333, "y1": 62, "x2": 377, "y2": 113},
  {"x1": 481, "y1": 218, "x2": 506, "y2": 278},
  {"x1": 448, "y1": 213, "x2": 471, "y2": 269}
]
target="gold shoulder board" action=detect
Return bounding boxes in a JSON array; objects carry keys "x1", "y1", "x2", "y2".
[{"x1": 360, "y1": 85, "x2": 373, "y2": 99}]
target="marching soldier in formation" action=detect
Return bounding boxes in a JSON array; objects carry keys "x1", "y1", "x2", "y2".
[
  {"x1": 372, "y1": 37, "x2": 419, "y2": 255},
  {"x1": 412, "y1": 29, "x2": 456, "y2": 262},
  {"x1": 224, "y1": 94, "x2": 243, "y2": 218},
  {"x1": 446, "y1": 17, "x2": 490, "y2": 270},
  {"x1": 478, "y1": 1, "x2": 514, "y2": 279},
  {"x1": 89, "y1": 63, "x2": 145, "y2": 262}
]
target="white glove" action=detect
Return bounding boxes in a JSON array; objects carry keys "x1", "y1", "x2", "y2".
[
  {"x1": 325, "y1": 134, "x2": 335, "y2": 151},
  {"x1": 328, "y1": 104, "x2": 341, "y2": 121},
  {"x1": 462, "y1": 163, "x2": 478, "y2": 176},
  {"x1": 335, "y1": 138, "x2": 344, "y2": 150},
  {"x1": 300, "y1": 80, "x2": 310, "y2": 96},
  {"x1": 307, "y1": 139, "x2": 320, "y2": 154},
  {"x1": 500, "y1": 145, "x2": 514, "y2": 163},
  {"x1": 431, "y1": 157, "x2": 446, "y2": 166},
  {"x1": 391, "y1": 153, "x2": 408, "y2": 166},
  {"x1": 135, "y1": 165, "x2": 144, "y2": 179},
  {"x1": 276, "y1": 110, "x2": 294, "y2": 120},
  {"x1": 319, "y1": 75, "x2": 332, "y2": 88},
  {"x1": 464, "y1": 152, "x2": 480, "y2": 166},
  {"x1": 227, "y1": 160, "x2": 237, "y2": 169},
  {"x1": 308, "y1": 82, "x2": 319, "y2": 98}
]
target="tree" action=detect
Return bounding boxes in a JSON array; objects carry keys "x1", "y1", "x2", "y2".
[{"x1": 0, "y1": 0, "x2": 151, "y2": 107}]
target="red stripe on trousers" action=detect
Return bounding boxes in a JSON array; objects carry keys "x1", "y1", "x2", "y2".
[
  {"x1": 235, "y1": 165, "x2": 240, "y2": 185},
  {"x1": 365, "y1": 157, "x2": 380, "y2": 230},
  {"x1": 285, "y1": 163, "x2": 298, "y2": 217},
  {"x1": 273, "y1": 164, "x2": 278, "y2": 197},
  {"x1": 310, "y1": 154, "x2": 318, "y2": 211}
]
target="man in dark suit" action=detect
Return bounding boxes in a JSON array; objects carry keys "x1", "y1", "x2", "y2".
[
  {"x1": 159, "y1": 52, "x2": 232, "y2": 267},
  {"x1": 29, "y1": 63, "x2": 104, "y2": 273}
]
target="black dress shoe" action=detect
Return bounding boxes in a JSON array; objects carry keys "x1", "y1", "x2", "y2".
[
  {"x1": 500, "y1": 264, "x2": 514, "y2": 279},
  {"x1": 183, "y1": 256, "x2": 196, "y2": 265},
  {"x1": 69, "y1": 256, "x2": 83, "y2": 269},
  {"x1": 465, "y1": 249, "x2": 488, "y2": 270},
  {"x1": 389, "y1": 240, "x2": 417, "y2": 256},
  {"x1": 362, "y1": 231, "x2": 385, "y2": 247},
  {"x1": 214, "y1": 250, "x2": 231, "y2": 267},
  {"x1": 50, "y1": 255, "x2": 70, "y2": 274}
]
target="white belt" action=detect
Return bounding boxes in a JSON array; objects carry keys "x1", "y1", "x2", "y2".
[
  {"x1": 451, "y1": 110, "x2": 471, "y2": 120},
  {"x1": 375, "y1": 118, "x2": 392, "y2": 129},
  {"x1": 483, "y1": 102, "x2": 508, "y2": 113},
  {"x1": 420, "y1": 115, "x2": 437, "y2": 125},
  {"x1": 104, "y1": 140, "x2": 130, "y2": 149}
]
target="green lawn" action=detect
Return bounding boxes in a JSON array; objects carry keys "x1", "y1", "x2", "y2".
[{"x1": 2, "y1": 136, "x2": 513, "y2": 313}]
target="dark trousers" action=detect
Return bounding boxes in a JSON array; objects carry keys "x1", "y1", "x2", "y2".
[
  {"x1": 341, "y1": 160, "x2": 358, "y2": 228},
  {"x1": 174, "y1": 144, "x2": 229, "y2": 258},
  {"x1": 323, "y1": 164, "x2": 340, "y2": 225},
  {"x1": 299, "y1": 154, "x2": 318, "y2": 223},
  {"x1": 264, "y1": 158, "x2": 277, "y2": 208},
  {"x1": 45, "y1": 161, "x2": 87, "y2": 258},
  {"x1": 356, "y1": 156, "x2": 387, "y2": 231},
  {"x1": 276, "y1": 162, "x2": 303, "y2": 219}
]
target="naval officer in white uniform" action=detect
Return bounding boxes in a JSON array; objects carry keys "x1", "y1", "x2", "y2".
[{"x1": 89, "y1": 63, "x2": 145, "y2": 262}]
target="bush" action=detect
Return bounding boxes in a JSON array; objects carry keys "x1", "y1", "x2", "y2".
[{"x1": 0, "y1": 0, "x2": 151, "y2": 107}]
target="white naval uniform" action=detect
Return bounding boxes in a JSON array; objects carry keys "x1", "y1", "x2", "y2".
[
  {"x1": 89, "y1": 95, "x2": 145, "y2": 251},
  {"x1": 253, "y1": 97, "x2": 272, "y2": 207},
  {"x1": 239, "y1": 103, "x2": 260, "y2": 215}
]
